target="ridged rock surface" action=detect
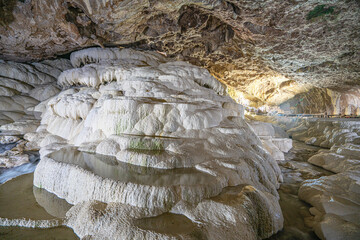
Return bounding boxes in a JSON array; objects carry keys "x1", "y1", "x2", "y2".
[
  {"x1": 286, "y1": 119, "x2": 360, "y2": 240},
  {"x1": 247, "y1": 120, "x2": 292, "y2": 161},
  {"x1": 279, "y1": 87, "x2": 360, "y2": 115},
  {"x1": 1, "y1": 0, "x2": 359, "y2": 106},
  {"x1": 0, "y1": 58, "x2": 72, "y2": 127},
  {"x1": 0, "y1": 58, "x2": 72, "y2": 168},
  {"x1": 31, "y1": 47, "x2": 284, "y2": 239}
]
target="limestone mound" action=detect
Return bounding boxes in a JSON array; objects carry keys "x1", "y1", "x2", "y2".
[{"x1": 33, "y1": 48, "x2": 283, "y2": 239}]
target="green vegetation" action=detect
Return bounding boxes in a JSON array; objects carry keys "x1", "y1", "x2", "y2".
[
  {"x1": 128, "y1": 139, "x2": 164, "y2": 151},
  {"x1": 307, "y1": 5, "x2": 335, "y2": 20},
  {"x1": 115, "y1": 118, "x2": 133, "y2": 134}
]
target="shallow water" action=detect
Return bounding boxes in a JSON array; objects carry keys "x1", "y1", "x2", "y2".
[
  {"x1": 0, "y1": 139, "x2": 336, "y2": 239},
  {"x1": 134, "y1": 213, "x2": 199, "y2": 235},
  {"x1": 0, "y1": 173, "x2": 72, "y2": 219},
  {"x1": 268, "y1": 141, "x2": 333, "y2": 240},
  {"x1": 0, "y1": 151, "x2": 40, "y2": 184},
  {"x1": 0, "y1": 142, "x2": 18, "y2": 154},
  {"x1": 49, "y1": 147, "x2": 217, "y2": 187},
  {"x1": 0, "y1": 226, "x2": 79, "y2": 240},
  {"x1": 0, "y1": 173, "x2": 79, "y2": 239}
]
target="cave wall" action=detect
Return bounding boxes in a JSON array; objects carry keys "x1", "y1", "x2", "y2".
[
  {"x1": 279, "y1": 87, "x2": 360, "y2": 115},
  {"x1": 0, "y1": 0, "x2": 359, "y2": 106}
]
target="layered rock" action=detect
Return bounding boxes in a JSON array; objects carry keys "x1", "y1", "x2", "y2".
[
  {"x1": 286, "y1": 119, "x2": 360, "y2": 239},
  {"x1": 1, "y1": 0, "x2": 359, "y2": 106},
  {"x1": 247, "y1": 120, "x2": 292, "y2": 161},
  {"x1": 289, "y1": 119, "x2": 360, "y2": 148},
  {"x1": 0, "y1": 58, "x2": 72, "y2": 169},
  {"x1": 0, "y1": 58, "x2": 72, "y2": 128},
  {"x1": 279, "y1": 88, "x2": 360, "y2": 115},
  {"x1": 32, "y1": 47, "x2": 283, "y2": 239}
]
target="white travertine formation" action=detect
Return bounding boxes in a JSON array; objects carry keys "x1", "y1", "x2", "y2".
[
  {"x1": 0, "y1": 120, "x2": 39, "y2": 135},
  {"x1": 28, "y1": 84, "x2": 61, "y2": 102},
  {"x1": 299, "y1": 171, "x2": 360, "y2": 240},
  {"x1": 0, "y1": 59, "x2": 72, "y2": 170},
  {"x1": 0, "y1": 58, "x2": 72, "y2": 128},
  {"x1": 288, "y1": 119, "x2": 360, "y2": 149},
  {"x1": 44, "y1": 49, "x2": 234, "y2": 145},
  {"x1": 247, "y1": 120, "x2": 292, "y2": 160},
  {"x1": 33, "y1": 47, "x2": 283, "y2": 239},
  {"x1": 63, "y1": 48, "x2": 225, "y2": 95},
  {"x1": 287, "y1": 118, "x2": 360, "y2": 240},
  {"x1": 70, "y1": 48, "x2": 166, "y2": 68},
  {"x1": 0, "y1": 217, "x2": 62, "y2": 228},
  {"x1": 65, "y1": 185, "x2": 282, "y2": 240}
]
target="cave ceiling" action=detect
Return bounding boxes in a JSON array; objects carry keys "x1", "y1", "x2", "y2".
[{"x1": 0, "y1": 0, "x2": 359, "y2": 105}]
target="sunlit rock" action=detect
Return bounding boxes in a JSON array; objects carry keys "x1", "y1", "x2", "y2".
[
  {"x1": 278, "y1": 88, "x2": 360, "y2": 116},
  {"x1": 247, "y1": 120, "x2": 292, "y2": 161}
]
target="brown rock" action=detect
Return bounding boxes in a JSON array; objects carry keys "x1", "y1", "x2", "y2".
[{"x1": 0, "y1": 0, "x2": 359, "y2": 105}]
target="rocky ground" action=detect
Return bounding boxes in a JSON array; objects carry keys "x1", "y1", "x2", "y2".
[
  {"x1": 290, "y1": 119, "x2": 360, "y2": 240},
  {"x1": 257, "y1": 116, "x2": 360, "y2": 239},
  {"x1": 269, "y1": 140, "x2": 332, "y2": 240}
]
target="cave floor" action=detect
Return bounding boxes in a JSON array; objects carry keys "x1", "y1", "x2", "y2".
[
  {"x1": 0, "y1": 173, "x2": 79, "y2": 240},
  {"x1": 268, "y1": 140, "x2": 333, "y2": 240}
]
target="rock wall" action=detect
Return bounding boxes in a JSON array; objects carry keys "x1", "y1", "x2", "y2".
[
  {"x1": 1, "y1": 0, "x2": 359, "y2": 106},
  {"x1": 0, "y1": 59, "x2": 72, "y2": 126},
  {"x1": 0, "y1": 58, "x2": 72, "y2": 168},
  {"x1": 289, "y1": 119, "x2": 360, "y2": 148},
  {"x1": 279, "y1": 88, "x2": 360, "y2": 115},
  {"x1": 247, "y1": 120, "x2": 292, "y2": 161}
]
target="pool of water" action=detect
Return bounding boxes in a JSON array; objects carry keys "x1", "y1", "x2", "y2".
[
  {"x1": 49, "y1": 147, "x2": 218, "y2": 187},
  {"x1": 0, "y1": 138, "x2": 335, "y2": 239},
  {"x1": 0, "y1": 173, "x2": 79, "y2": 239},
  {"x1": 134, "y1": 212, "x2": 201, "y2": 235}
]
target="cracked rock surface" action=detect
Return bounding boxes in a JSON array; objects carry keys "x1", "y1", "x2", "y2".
[{"x1": 1, "y1": 0, "x2": 359, "y2": 105}]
